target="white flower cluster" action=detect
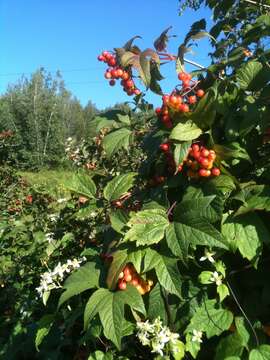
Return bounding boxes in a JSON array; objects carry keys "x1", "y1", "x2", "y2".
[
  {"x1": 45, "y1": 232, "x2": 54, "y2": 243},
  {"x1": 36, "y1": 257, "x2": 86, "y2": 298},
  {"x1": 137, "y1": 317, "x2": 179, "y2": 356}
]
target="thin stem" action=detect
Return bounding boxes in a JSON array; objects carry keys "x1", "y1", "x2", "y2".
[
  {"x1": 167, "y1": 201, "x2": 177, "y2": 216},
  {"x1": 183, "y1": 57, "x2": 205, "y2": 70},
  {"x1": 226, "y1": 280, "x2": 259, "y2": 347},
  {"x1": 242, "y1": 0, "x2": 270, "y2": 10}
]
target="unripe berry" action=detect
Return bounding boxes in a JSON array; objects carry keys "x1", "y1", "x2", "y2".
[
  {"x1": 188, "y1": 95, "x2": 197, "y2": 104},
  {"x1": 136, "y1": 284, "x2": 146, "y2": 295},
  {"x1": 124, "y1": 274, "x2": 132, "y2": 282},
  {"x1": 197, "y1": 89, "x2": 205, "y2": 97},
  {"x1": 118, "y1": 280, "x2": 127, "y2": 290},
  {"x1": 118, "y1": 271, "x2": 124, "y2": 279},
  {"x1": 199, "y1": 169, "x2": 211, "y2": 177},
  {"x1": 211, "y1": 167, "x2": 221, "y2": 176},
  {"x1": 160, "y1": 143, "x2": 170, "y2": 152}
]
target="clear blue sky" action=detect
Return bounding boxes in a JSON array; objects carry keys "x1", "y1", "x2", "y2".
[{"x1": 0, "y1": 0, "x2": 213, "y2": 109}]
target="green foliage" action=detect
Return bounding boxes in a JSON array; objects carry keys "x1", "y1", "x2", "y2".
[{"x1": 2, "y1": 1, "x2": 270, "y2": 359}]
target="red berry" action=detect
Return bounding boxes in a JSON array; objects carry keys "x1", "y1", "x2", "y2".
[
  {"x1": 134, "y1": 89, "x2": 141, "y2": 96},
  {"x1": 188, "y1": 95, "x2": 197, "y2": 104},
  {"x1": 105, "y1": 71, "x2": 112, "y2": 79},
  {"x1": 160, "y1": 143, "x2": 170, "y2": 152},
  {"x1": 162, "y1": 114, "x2": 170, "y2": 122},
  {"x1": 169, "y1": 95, "x2": 178, "y2": 106},
  {"x1": 182, "y1": 79, "x2": 190, "y2": 88},
  {"x1": 108, "y1": 58, "x2": 116, "y2": 67},
  {"x1": 199, "y1": 157, "x2": 209, "y2": 168},
  {"x1": 178, "y1": 165, "x2": 183, "y2": 172},
  {"x1": 117, "y1": 69, "x2": 123, "y2": 77},
  {"x1": 118, "y1": 280, "x2": 127, "y2": 290},
  {"x1": 111, "y1": 69, "x2": 118, "y2": 78},
  {"x1": 122, "y1": 71, "x2": 129, "y2": 80},
  {"x1": 201, "y1": 148, "x2": 210, "y2": 157},
  {"x1": 197, "y1": 89, "x2": 205, "y2": 97},
  {"x1": 179, "y1": 103, "x2": 190, "y2": 113},
  {"x1": 185, "y1": 73, "x2": 192, "y2": 81},
  {"x1": 155, "y1": 107, "x2": 162, "y2": 115},
  {"x1": 126, "y1": 79, "x2": 134, "y2": 88},
  {"x1": 102, "y1": 51, "x2": 110, "y2": 57},
  {"x1": 211, "y1": 167, "x2": 221, "y2": 176},
  {"x1": 131, "y1": 277, "x2": 139, "y2": 286},
  {"x1": 109, "y1": 79, "x2": 116, "y2": 86},
  {"x1": 178, "y1": 72, "x2": 187, "y2": 81},
  {"x1": 199, "y1": 169, "x2": 211, "y2": 177},
  {"x1": 162, "y1": 95, "x2": 170, "y2": 105},
  {"x1": 98, "y1": 55, "x2": 105, "y2": 62},
  {"x1": 192, "y1": 144, "x2": 200, "y2": 152},
  {"x1": 208, "y1": 152, "x2": 216, "y2": 161}
]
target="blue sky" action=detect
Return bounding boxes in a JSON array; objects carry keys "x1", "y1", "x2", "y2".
[{"x1": 0, "y1": 0, "x2": 213, "y2": 109}]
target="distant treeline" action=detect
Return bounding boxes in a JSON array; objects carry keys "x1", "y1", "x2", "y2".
[{"x1": 0, "y1": 68, "x2": 128, "y2": 169}]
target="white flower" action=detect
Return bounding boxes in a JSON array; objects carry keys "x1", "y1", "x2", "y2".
[
  {"x1": 192, "y1": 329, "x2": 203, "y2": 343},
  {"x1": 200, "y1": 249, "x2": 216, "y2": 263},
  {"x1": 57, "y1": 198, "x2": 68, "y2": 204},
  {"x1": 210, "y1": 271, "x2": 223, "y2": 286},
  {"x1": 155, "y1": 328, "x2": 170, "y2": 345},
  {"x1": 151, "y1": 339, "x2": 165, "y2": 356},
  {"x1": 138, "y1": 332, "x2": 150, "y2": 346},
  {"x1": 137, "y1": 320, "x2": 154, "y2": 333},
  {"x1": 168, "y1": 331, "x2": 180, "y2": 344},
  {"x1": 48, "y1": 213, "x2": 59, "y2": 222},
  {"x1": 45, "y1": 232, "x2": 54, "y2": 243}
]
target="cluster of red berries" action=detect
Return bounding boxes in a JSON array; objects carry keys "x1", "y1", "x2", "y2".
[
  {"x1": 118, "y1": 263, "x2": 153, "y2": 295},
  {"x1": 0, "y1": 130, "x2": 13, "y2": 139},
  {"x1": 159, "y1": 142, "x2": 221, "y2": 179},
  {"x1": 98, "y1": 51, "x2": 141, "y2": 96},
  {"x1": 155, "y1": 72, "x2": 205, "y2": 128}
]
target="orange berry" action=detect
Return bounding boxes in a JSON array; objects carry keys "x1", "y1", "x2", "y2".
[
  {"x1": 118, "y1": 271, "x2": 124, "y2": 279},
  {"x1": 201, "y1": 148, "x2": 210, "y2": 157},
  {"x1": 197, "y1": 89, "x2": 205, "y2": 97},
  {"x1": 118, "y1": 280, "x2": 127, "y2": 290},
  {"x1": 199, "y1": 169, "x2": 211, "y2": 177}
]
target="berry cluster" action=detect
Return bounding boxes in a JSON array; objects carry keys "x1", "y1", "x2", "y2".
[
  {"x1": 186, "y1": 143, "x2": 220, "y2": 178},
  {"x1": 98, "y1": 51, "x2": 141, "y2": 96},
  {"x1": 155, "y1": 72, "x2": 204, "y2": 128},
  {"x1": 159, "y1": 142, "x2": 221, "y2": 179},
  {"x1": 118, "y1": 263, "x2": 153, "y2": 295}
]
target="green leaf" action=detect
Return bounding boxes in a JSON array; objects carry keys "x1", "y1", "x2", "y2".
[
  {"x1": 222, "y1": 213, "x2": 269, "y2": 261},
  {"x1": 109, "y1": 209, "x2": 129, "y2": 234},
  {"x1": 174, "y1": 141, "x2": 191, "y2": 168},
  {"x1": 217, "y1": 284, "x2": 230, "y2": 302},
  {"x1": 214, "y1": 143, "x2": 251, "y2": 162},
  {"x1": 144, "y1": 249, "x2": 182, "y2": 299},
  {"x1": 186, "y1": 299, "x2": 233, "y2": 338},
  {"x1": 58, "y1": 262, "x2": 100, "y2": 309},
  {"x1": 88, "y1": 351, "x2": 113, "y2": 360},
  {"x1": 199, "y1": 271, "x2": 214, "y2": 285},
  {"x1": 168, "y1": 219, "x2": 228, "y2": 252},
  {"x1": 236, "y1": 61, "x2": 263, "y2": 90},
  {"x1": 104, "y1": 172, "x2": 136, "y2": 202},
  {"x1": 123, "y1": 209, "x2": 169, "y2": 246},
  {"x1": 204, "y1": 175, "x2": 236, "y2": 198},
  {"x1": 103, "y1": 128, "x2": 132, "y2": 158},
  {"x1": 166, "y1": 223, "x2": 190, "y2": 264},
  {"x1": 148, "y1": 283, "x2": 167, "y2": 321},
  {"x1": 170, "y1": 121, "x2": 202, "y2": 141},
  {"x1": 170, "y1": 340, "x2": 185, "y2": 360},
  {"x1": 89, "y1": 116, "x2": 117, "y2": 137},
  {"x1": 174, "y1": 195, "x2": 223, "y2": 224},
  {"x1": 249, "y1": 345, "x2": 270, "y2": 360},
  {"x1": 84, "y1": 286, "x2": 145, "y2": 350},
  {"x1": 235, "y1": 185, "x2": 270, "y2": 215},
  {"x1": 117, "y1": 114, "x2": 130, "y2": 125},
  {"x1": 35, "y1": 314, "x2": 54, "y2": 351},
  {"x1": 63, "y1": 172, "x2": 96, "y2": 199}
]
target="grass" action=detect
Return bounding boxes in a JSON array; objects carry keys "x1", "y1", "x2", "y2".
[{"x1": 19, "y1": 169, "x2": 74, "y2": 198}]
